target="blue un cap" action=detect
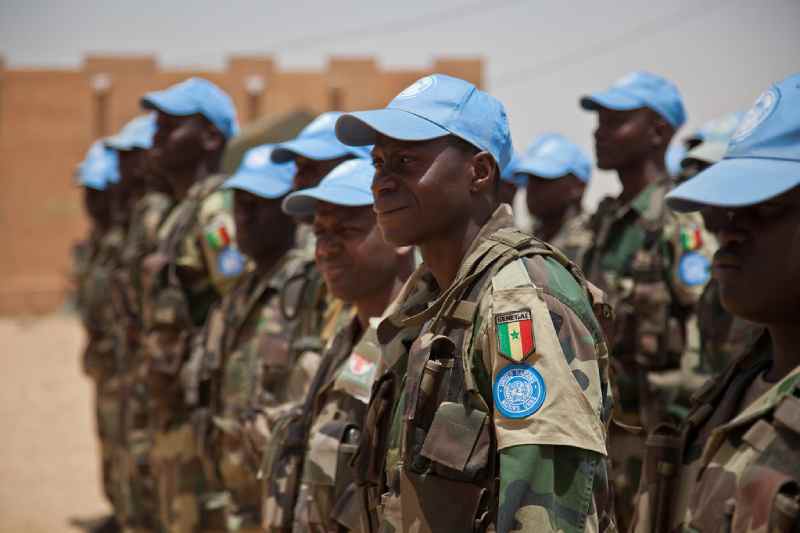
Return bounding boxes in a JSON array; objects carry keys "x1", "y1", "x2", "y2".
[
  {"x1": 271, "y1": 112, "x2": 371, "y2": 163},
  {"x1": 222, "y1": 145, "x2": 296, "y2": 199},
  {"x1": 666, "y1": 73, "x2": 800, "y2": 212},
  {"x1": 141, "y1": 78, "x2": 239, "y2": 139},
  {"x1": 335, "y1": 74, "x2": 513, "y2": 169},
  {"x1": 513, "y1": 133, "x2": 592, "y2": 183},
  {"x1": 282, "y1": 159, "x2": 374, "y2": 217},
  {"x1": 78, "y1": 141, "x2": 120, "y2": 190},
  {"x1": 581, "y1": 71, "x2": 687, "y2": 129},
  {"x1": 105, "y1": 113, "x2": 157, "y2": 151},
  {"x1": 682, "y1": 111, "x2": 744, "y2": 166},
  {"x1": 666, "y1": 143, "x2": 688, "y2": 177}
]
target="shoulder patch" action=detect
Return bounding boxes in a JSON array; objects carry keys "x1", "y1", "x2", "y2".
[
  {"x1": 678, "y1": 251, "x2": 711, "y2": 286},
  {"x1": 218, "y1": 247, "x2": 245, "y2": 278},
  {"x1": 493, "y1": 363, "x2": 546, "y2": 418},
  {"x1": 495, "y1": 310, "x2": 535, "y2": 361}
]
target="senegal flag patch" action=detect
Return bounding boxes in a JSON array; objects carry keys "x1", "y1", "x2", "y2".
[{"x1": 495, "y1": 310, "x2": 535, "y2": 361}]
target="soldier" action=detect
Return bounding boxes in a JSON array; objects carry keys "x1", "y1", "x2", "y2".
[
  {"x1": 334, "y1": 74, "x2": 615, "y2": 532},
  {"x1": 579, "y1": 71, "x2": 715, "y2": 528},
  {"x1": 269, "y1": 113, "x2": 371, "y2": 362},
  {"x1": 678, "y1": 113, "x2": 763, "y2": 392},
  {"x1": 75, "y1": 141, "x2": 125, "y2": 533},
  {"x1": 261, "y1": 159, "x2": 414, "y2": 532},
  {"x1": 181, "y1": 145, "x2": 310, "y2": 532},
  {"x1": 632, "y1": 72, "x2": 800, "y2": 533},
  {"x1": 513, "y1": 133, "x2": 592, "y2": 263},
  {"x1": 137, "y1": 78, "x2": 243, "y2": 533},
  {"x1": 104, "y1": 113, "x2": 171, "y2": 532}
]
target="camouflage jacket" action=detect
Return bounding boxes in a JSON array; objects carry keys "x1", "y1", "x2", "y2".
[
  {"x1": 632, "y1": 334, "x2": 800, "y2": 532},
  {"x1": 354, "y1": 205, "x2": 615, "y2": 533},
  {"x1": 140, "y1": 173, "x2": 245, "y2": 427},
  {"x1": 114, "y1": 191, "x2": 175, "y2": 335},
  {"x1": 184, "y1": 249, "x2": 315, "y2": 523},
  {"x1": 78, "y1": 226, "x2": 125, "y2": 381},
  {"x1": 581, "y1": 178, "x2": 716, "y2": 425},
  {"x1": 262, "y1": 315, "x2": 382, "y2": 532}
]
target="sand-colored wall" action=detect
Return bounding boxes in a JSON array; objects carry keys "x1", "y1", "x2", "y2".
[{"x1": 0, "y1": 55, "x2": 482, "y2": 314}]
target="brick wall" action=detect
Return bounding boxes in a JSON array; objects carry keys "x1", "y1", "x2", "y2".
[{"x1": 0, "y1": 55, "x2": 482, "y2": 314}]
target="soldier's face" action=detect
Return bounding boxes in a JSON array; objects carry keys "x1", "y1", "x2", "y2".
[
  {"x1": 709, "y1": 186, "x2": 800, "y2": 324},
  {"x1": 371, "y1": 135, "x2": 475, "y2": 247},
  {"x1": 593, "y1": 108, "x2": 654, "y2": 170},
  {"x1": 293, "y1": 155, "x2": 351, "y2": 191},
  {"x1": 313, "y1": 202, "x2": 399, "y2": 304},
  {"x1": 149, "y1": 111, "x2": 218, "y2": 179},
  {"x1": 117, "y1": 149, "x2": 149, "y2": 206},
  {"x1": 525, "y1": 174, "x2": 585, "y2": 219},
  {"x1": 83, "y1": 187, "x2": 111, "y2": 227},
  {"x1": 233, "y1": 190, "x2": 295, "y2": 261}
]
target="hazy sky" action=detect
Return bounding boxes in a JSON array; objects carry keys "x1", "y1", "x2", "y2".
[{"x1": 2, "y1": 0, "x2": 799, "y2": 206}]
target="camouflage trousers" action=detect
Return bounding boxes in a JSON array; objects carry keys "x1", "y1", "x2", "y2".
[
  {"x1": 150, "y1": 422, "x2": 226, "y2": 533},
  {"x1": 96, "y1": 376, "x2": 124, "y2": 515},
  {"x1": 115, "y1": 382, "x2": 158, "y2": 532}
]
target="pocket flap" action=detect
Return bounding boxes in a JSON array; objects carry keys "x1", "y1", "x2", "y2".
[{"x1": 420, "y1": 402, "x2": 488, "y2": 472}]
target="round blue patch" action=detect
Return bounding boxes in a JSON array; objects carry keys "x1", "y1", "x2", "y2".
[
  {"x1": 678, "y1": 251, "x2": 711, "y2": 287},
  {"x1": 493, "y1": 364, "x2": 546, "y2": 419},
  {"x1": 218, "y1": 247, "x2": 245, "y2": 278}
]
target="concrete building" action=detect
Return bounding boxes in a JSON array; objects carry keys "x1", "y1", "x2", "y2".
[{"x1": 0, "y1": 54, "x2": 482, "y2": 314}]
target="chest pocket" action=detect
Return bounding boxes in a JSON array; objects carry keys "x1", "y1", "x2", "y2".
[{"x1": 402, "y1": 332, "x2": 491, "y2": 484}]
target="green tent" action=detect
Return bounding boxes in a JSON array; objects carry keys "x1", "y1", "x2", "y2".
[{"x1": 221, "y1": 110, "x2": 316, "y2": 174}]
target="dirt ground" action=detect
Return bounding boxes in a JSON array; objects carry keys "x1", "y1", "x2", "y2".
[{"x1": 0, "y1": 314, "x2": 110, "y2": 532}]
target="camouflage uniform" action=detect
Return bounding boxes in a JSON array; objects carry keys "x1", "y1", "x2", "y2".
[
  {"x1": 183, "y1": 250, "x2": 318, "y2": 532},
  {"x1": 532, "y1": 204, "x2": 592, "y2": 266},
  {"x1": 354, "y1": 205, "x2": 615, "y2": 533},
  {"x1": 77, "y1": 225, "x2": 126, "y2": 517},
  {"x1": 631, "y1": 333, "x2": 800, "y2": 532},
  {"x1": 110, "y1": 190, "x2": 175, "y2": 531},
  {"x1": 262, "y1": 315, "x2": 382, "y2": 532},
  {"x1": 580, "y1": 177, "x2": 716, "y2": 529},
  {"x1": 140, "y1": 174, "x2": 244, "y2": 533}
]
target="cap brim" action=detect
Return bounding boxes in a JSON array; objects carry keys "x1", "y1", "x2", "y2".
[
  {"x1": 104, "y1": 135, "x2": 150, "y2": 151},
  {"x1": 682, "y1": 142, "x2": 727, "y2": 167},
  {"x1": 140, "y1": 93, "x2": 198, "y2": 117},
  {"x1": 666, "y1": 158, "x2": 800, "y2": 212},
  {"x1": 222, "y1": 172, "x2": 292, "y2": 199},
  {"x1": 271, "y1": 138, "x2": 354, "y2": 163},
  {"x1": 282, "y1": 184, "x2": 373, "y2": 216},
  {"x1": 336, "y1": 109, "x2": 449, "y2": 146},
  {"x1": 580, "y1": 89, "x2": 643, "y2": 112}
]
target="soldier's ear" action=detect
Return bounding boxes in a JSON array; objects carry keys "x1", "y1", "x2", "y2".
[
  {"x1": 470, "y1": 151, "x2": 497, "y2": 194},
  {"x1": 649, "y1": 114, "x2": 673, "y2": 149},
  {"x1": 201, "y1": 124, "x2": 224, "y2": 153}
]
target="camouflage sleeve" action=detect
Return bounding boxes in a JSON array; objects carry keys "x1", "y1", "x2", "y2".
[
  {"x1": 192, "y1": 188, "x2": 246, "y2": 296},
  {"x1": 483, "y1": 257, "x2": 608, "y2": 455},
  {"x1": 497, "y1": 443, "x2": 604, "y2": 533},
  {"x1": 481, "y1": 257, "x2": 613, "y2": 532},
  {"x1": 663, "y1": 210, "x2": 717, "y2": 307}
]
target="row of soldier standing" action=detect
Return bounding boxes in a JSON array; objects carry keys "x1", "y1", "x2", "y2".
[{"x1": 73, "y1": 68, "x2": 800, "y2": 533}]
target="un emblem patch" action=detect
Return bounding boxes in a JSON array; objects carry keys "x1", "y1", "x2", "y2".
[
  {"x1": 218, "y1": 247, "x2": 245, "y2": 278},
  {"x1": 678, "y1": 251, "x2": 710, "y2": 287},
  {"x1": 395, "y1": 76, "x2": 436, "y2": 100},
  {"x1": 731, "y1": 87, "x2": 779, "y2": 144},
  {"x1": 493, "y1": 364, "x2": 546, "y2": 419}
]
